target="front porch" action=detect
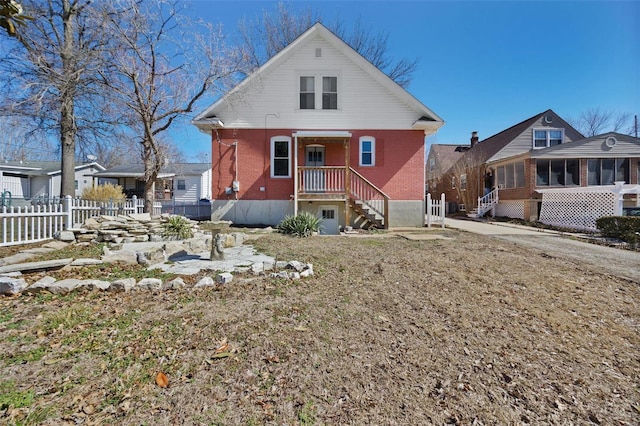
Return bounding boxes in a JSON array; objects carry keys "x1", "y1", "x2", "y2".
[{"x1": 292, "y1": 131, "x2": 389, "y2": 229}]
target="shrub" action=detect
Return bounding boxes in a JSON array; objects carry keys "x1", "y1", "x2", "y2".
[
  {"x1": 162, "y1": 215, "x2": 194, "y2": 240},
  {"x1": 596, "y1": 216, "x2": 640, "y2": 245},
  {"x1": 81, "y1": 183, "x2": 126, "y2": 201},
  {"x1": 277, "y1": 212, "x2": 322, "y2": 237}
]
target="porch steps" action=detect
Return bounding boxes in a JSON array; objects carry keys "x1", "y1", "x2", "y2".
[{"x1": 351, "y1": 199, "x2": 384, "y2": 229}]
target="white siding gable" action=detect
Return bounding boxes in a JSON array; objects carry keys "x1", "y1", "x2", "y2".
[
  {"x1": 196, "y1": 24, "x2": 443, "y2": 133},
  {"x1": 489, "y1": 111, "x2": 583, "y2": 163}
]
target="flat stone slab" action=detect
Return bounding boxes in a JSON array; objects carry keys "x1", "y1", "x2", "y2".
[
  {"x1": 153, "y1": 245, "x2": 274, "y2": 275},
  {"x1": 397, "y1": 233, "x2": 454, "y2": 241},
  {"x1": 0, "y1": 258, "x2": 74, "y2": 274}
]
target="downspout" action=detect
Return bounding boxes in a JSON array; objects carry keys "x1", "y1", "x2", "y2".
[
  {"x1": 293, "y1": 134, "x2": 299, "y2": 216},
  {"x1": 233, "y1": 141, "x2": 238, "y2": 200}
]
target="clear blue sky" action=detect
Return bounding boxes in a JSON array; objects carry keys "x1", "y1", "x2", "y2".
[{"x1": 176, "y1": 0, "x2": 640, "y2": 160}]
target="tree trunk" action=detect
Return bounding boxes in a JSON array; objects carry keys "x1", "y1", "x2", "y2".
[
  {"x1": 59, "y1": 0, "x2": 77, "y2": 197},
  {"x1": 143, "y1": 139, "x2": 156, "y2": 214}
]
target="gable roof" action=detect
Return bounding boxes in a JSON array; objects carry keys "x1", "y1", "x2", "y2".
[
  {"x1": 193, "y1": 22, "x2": 443, "y2": 132},
  {"x1": 93, "y1": 163, "x2": 211, "y2": 179},
  {"x1": 427, "y1": 144, "x2": 469, "y2": 176},
  {"x1": 458, "y1": 109, "x2": 584, "y2": 166}
]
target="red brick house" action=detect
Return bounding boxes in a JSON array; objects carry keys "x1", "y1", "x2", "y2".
[
  {"x1": 427, "y1": 109, "x2": 640, "y2": 230},
  {"x1": 192, "y1": 23, "x2": 444, "y2": 233}
]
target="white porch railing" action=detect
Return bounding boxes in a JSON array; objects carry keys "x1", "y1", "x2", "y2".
[
  {"x1": 0, "y1": 195, "x2": 160, "y2": 247},
  {"x1": 298, "y1": 166, "x2": 346, "y2": 194},
  {"x1": 476, "y1": 188, "x2": 499, "y2": 217},
  {"x1": 349, "y1": 168, "x2": 389, "y2": 227},
  {"x1": 426, "y1": 193, "x2": 446, "y2": 228}
]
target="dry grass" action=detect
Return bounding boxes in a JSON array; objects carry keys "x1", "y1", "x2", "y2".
[{"x1": 0, "y1": 231, "x2": 638, "y2": 425}]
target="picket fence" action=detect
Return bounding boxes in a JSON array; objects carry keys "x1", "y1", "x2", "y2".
[
  {"x1": 426, "y1": 193, "x2": 446, "y2": 228},
  {"x1": 0, "y1": 195, "x2": 159, "y2": 247}
]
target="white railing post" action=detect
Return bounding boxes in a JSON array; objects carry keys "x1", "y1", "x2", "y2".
[
  {"x1": 613, "y1": 181, "x2": 624, "y2": 216},
  {"x1": 64, "y1": 195, "x2": 73, "y2": 230},
  {"x1": 426, "y1": 193, "x2": 432, "y2": 227},
  {"x1": 440, "y1": 193, "x2": 446, "y2": 228},
  {"x1": 132, "y1": 195, "x2": 138, "y2": 214}
]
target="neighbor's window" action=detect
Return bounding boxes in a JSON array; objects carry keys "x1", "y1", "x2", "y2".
[
  {"x1": 359, "y1": 136, "x2": 375, "y2": 166},
  {"x1": 496, "y1": 162, "x2": 525, "y2": 189},
  {"x1": 271, "y1": 136, "x2": 292, "y2": 178},
  {"x1": 322, "y1": 76, "x2": 338, "y2": 109},
  {"x1": 460, "y1": 174, "x2": 467, "y2": 191},
  {"x1": 177, "y1": 179, "x2": 186, "y2": 190},
  {"x1": 300, "y1": 76, "x2": 315, "y2": 109},
  {"x1": 533, "y1": 129, "x2": 564, "y2": 149},
  {"x1": 536, "y1": 159, "x2": 580, "y2": 186},
  {"x1": 587, "y1": 158, "x2": 629, "y2": 185}
]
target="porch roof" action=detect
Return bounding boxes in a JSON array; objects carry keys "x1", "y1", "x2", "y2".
[{"x1": 292, "y1": 131, "x2": 352, "y2": 139}]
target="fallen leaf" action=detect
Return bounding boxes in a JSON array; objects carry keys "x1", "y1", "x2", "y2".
[
  {"x1": 155, "y1": 372, "x2": 169, "y2": 388},
  {"x1": 211, "y1": 352, "x2": 231, "y2": 359},
  {"x1": 294, "y1": 326, "x2": 311, "y2": 332},
  {"x1": 377, "y1": 315, "x2": 390, "y2": 323},
  {"x1": 215, "y1": 342, "x2": 229, "y2": 354}
]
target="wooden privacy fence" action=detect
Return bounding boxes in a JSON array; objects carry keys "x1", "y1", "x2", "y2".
[
  {"x1": 0, "y1": 195, "x2": 152, "y2": 247},
  {"x1": 426, "y1": 193, "x2": 446, "y2": 228}
]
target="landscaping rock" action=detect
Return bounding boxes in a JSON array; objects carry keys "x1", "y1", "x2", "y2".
[
  {"x1": 0, "y1": 258, "x2": 74, "y2": 274},
  {"x1": 195, "y1": 276, "x2": 215, "y2": 288},
  {"x1": 0, "y1": 277, "x2": 28, "y2": 295},
  {"x1": 110, "y1": 278, "x2": 136, "y2": 292},
  {"x1": 163, "y1": 277, "x2": 185, "y2": 290},
  {"x1": 81, "y1": 280, "x2": 111, "y2": 291},
  {"x1": 216, "y1": 272, "x2": 233, "y2": 284},
  {"x1": 48, "y1": 279, "x2": 84, "y2": 295},
  {"x1": 137, "y1": 278, "x2": 163, "y2": 291},
  {"x1": 55, "y1": 230, "x2": 77, "y2": 243},
  {"x1": 70, "y1": 258, "x2": 103, "y2": 266}
]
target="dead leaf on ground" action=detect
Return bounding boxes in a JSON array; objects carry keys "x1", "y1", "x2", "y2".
[
  {"x1": 294, "y1": 325, "x2": 311, "y2": 332},
  {"x1": 155, "y1": 372, "x2": 169, "y2": 388}
]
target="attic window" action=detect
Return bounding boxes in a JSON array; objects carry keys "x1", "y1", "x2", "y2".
[
  {"x1": 533, "y1": 129, "x2": 563, "y2": 149},
  {"x1": 315, "y1": 48, "x2": 322, "y2": 58}
]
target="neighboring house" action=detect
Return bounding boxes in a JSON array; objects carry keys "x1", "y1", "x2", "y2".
[
  {"x1": 425, "y1": 143, "x2": 470, "y2": 211},
  {"x1": 192, "y1": 23, "x2": 444, "y2": 233},
  {"x1": 0, "y1": 161, "x2": 105, "y2": 200},
  {"x1": 428, "y1": 109, "x2": 640, "y2": 230},
  {"x1": 92, "y1": 163, "x2": 212, "y2": 202}
]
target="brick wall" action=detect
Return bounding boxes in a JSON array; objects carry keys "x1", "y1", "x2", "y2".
[{"x1": 210, "y1": 128, "x2": 426, "y2": 202}]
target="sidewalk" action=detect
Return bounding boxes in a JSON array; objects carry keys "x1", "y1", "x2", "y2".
[{"x1": 443, "y1": 217, "x2": 562, "y2": 236}]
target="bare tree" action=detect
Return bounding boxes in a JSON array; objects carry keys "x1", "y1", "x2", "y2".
[
  {"x1": 0, "y1": 0, "x2": 31, "y2": 36},
  {"x1": 237, "y1": 2, "x2": 418, "y2": 87},
  {"x1": 103, "y1": 0, "x2": 238, "y2": 212},
  {"x1": 0, "y1": 0, "x2": 117, "y2": 197},
  {"x1": 0, "y1": 116, "x2": 56, "y2": 161},
  {"x1": 570, "y1": 108, "x2": 635, "y2": 137}
]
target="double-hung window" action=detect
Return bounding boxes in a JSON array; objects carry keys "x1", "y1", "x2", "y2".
[
  {"x1": 300, "y1": 76, "x2": 315, "y2": 110},
  {"x1": 359, "y1": 136, "x2": 375, "y2": 166},
  {"x1": 299, "y1": 74, "x2": 338, "y2": 110},
  {"x1": 271, "y1": 136, "x2": 291, "y2": 178},
  {"x1": 322, "y1": 77, "x2": 337, "y2": 109},
  {"x1": 177, "y1": 179, "x2": 186, "y2": 190},
  {"x1": 533, "y1": 129, "x2": 564, "y2": 149}
]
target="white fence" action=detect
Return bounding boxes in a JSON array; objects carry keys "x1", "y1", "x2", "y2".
[
  {"x1": 426, "y1": 193, "x2": 446, "y2": 228},
  {"x1": 0, "y1": 195, "x2": 159, "y2": 247}
]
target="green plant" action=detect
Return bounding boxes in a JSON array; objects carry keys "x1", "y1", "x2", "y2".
[
  {"x1": 162, "y1": 215, "x2": 194, "y2": 240},
  {"x1": 0, "y1": 381, "x2": 35, "y2": 410},
  {"x1": 276, "y1": 212, "x2": 322, "y2": 237},
  {"x1": 81, "y1": 183, "x2": 126, "y2": 201},
  {"x1": 596, "y1": 216, "x2": 640, "y2": 245}
]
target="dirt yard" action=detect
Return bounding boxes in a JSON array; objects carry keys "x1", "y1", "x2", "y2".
[{"x1": 1, "y1": 230, "x2": 638, "y2": 425}]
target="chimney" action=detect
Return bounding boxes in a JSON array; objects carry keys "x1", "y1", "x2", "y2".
[{"x1": 470, "y1": 131, "x2": 479, "y2": 147}]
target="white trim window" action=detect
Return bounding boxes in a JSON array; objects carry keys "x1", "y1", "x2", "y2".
[
  {"x1": 300, "y1": 76, "x2": 315, "y2": 110},
  {"x1": 497, "y1": 161, "x2": 526, "y2": 188},
  {"x1": 359, "y1": 136, "x2": 375, "y2": 167},
  {"x1": 460, "y1": 174, "x2": 467, "y2": 191},
  {"x1": 271, "y1": 136, "x2": 291, "y2": 178},
  {"x1": 176, "y1": 179, "x2": 186, "y2": 190},
  {"x1": 533, "y1": 129, "x2": 564, "y2": 149},
  {"x1": 322, "y1": 76, "x2": 337, "y2": 109}
]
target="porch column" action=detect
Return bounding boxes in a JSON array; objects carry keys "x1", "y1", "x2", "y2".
[
  {"x1": 344, "y1": 138, "x2": 351, "y2": 227},
  {"x1": 293, "y1": 134, "x2": 299, "y2": 216}
]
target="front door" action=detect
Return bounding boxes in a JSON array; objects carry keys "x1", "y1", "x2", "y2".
[{"x1": 304, "y1": 146, "x2": 325, "y2": 192}]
